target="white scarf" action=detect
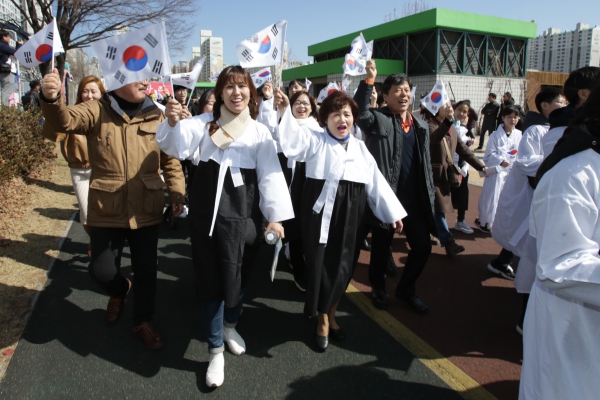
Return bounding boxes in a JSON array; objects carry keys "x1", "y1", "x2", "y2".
[{"x1": 211, "y1": 105, "x2": 251, "y2": 149}]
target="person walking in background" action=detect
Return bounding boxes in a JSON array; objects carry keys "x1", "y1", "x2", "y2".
[
  {"x1": 41, "y1": 76, "x2": 108, "y2": 258},
  {"x1": 497, "y1": 92, "x2": 514, "y2": 128},
  {"x1": 477, "y1": 93, "x2": 499, "y2": 150},
  {"x1": 39, "y1": 69, "x2": 186, "y2": 351},
  {"x1": 0, "y1": 30, "x2": 22, "y2": 106},
  {"x1": 22, "y1": 80, "x2": 41, "y2": 111},
  {"x1": 354, "y1": 60, "x2": 438, "y2": 315}
]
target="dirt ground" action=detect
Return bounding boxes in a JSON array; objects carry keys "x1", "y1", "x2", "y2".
[{"x1": 0, "y1": 145, "x2": 77, "y2": 379}]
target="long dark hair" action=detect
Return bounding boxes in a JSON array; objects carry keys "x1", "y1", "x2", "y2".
[
  {"x1": 208, "y1": 66, "x2": 258, "y2": 136},
  {"x1": 197, "y1": 89, "x2": 214, "y2": 114}
]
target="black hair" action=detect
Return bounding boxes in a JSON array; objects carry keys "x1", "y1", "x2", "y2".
[
  {"x1": 501, "y1": 105, "x2": 519, "y2": 118},
  {"x1": 0, "y1": 30, "x2": 9, "y2": 37},
  {"x1": 29, "y1": 80, "x2": 40, "y2": 89},
  {"x1": 173, "y1": 85, "x2": 186, "y2": 91},
  {"x1": 376, "y1": 91, "x2": 386, "y2": 107},
  {"x1": 197, "y1": 89, "x2": 214, "y2": 114},
  {"x1": 288, "y1": 79, "x2": 306, "y2": 92},
  {"x1": 454, "y1": 99, "x2": 471, "y2": 110},
  {"x1": 489, "y1": 93, "x2": 497, "y2": 99},
  {"x1": 562, "y1": 66, "x2": 600, "y2": 106},
  {"x1": 534, "y1": 87, "x2": 563, "y2": 114},
  {"x1": 381, "y1": 74, "x2": 412, "y2": 95},
  {"x1": 569, "y1": 79, "x2": 600, "y2": 131},
  {"x1": 504, "y1": 92, "x2": 512, "y2": 98}
]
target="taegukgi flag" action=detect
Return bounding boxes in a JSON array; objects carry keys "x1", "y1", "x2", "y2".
[
  {"x1": 305, "y1": 78, "x2": 312, "y2": 92},
  {"x1": 349, "y1": 33, "x2": 373, "y2": 61},
  {"x1": 91, "y1": 21, "x2": 171, "y2": 90},
  {"x1": 342, "y1": 54, "x2": 366, "y2": 76},
  {"x1": 250, "y1": 67, "x2": 272, "y2": 88},
  {"x1": 162, "y1": 57, "x2": 205, "y2": 90},
  {"x1": 15, "y1": 18, "x2": 64, "y2": 68},
  {"x1": 236, "y1": 20, "x2": 287, "y2": 68},
  {"x1": 317, "y1": 82, "x2": 341, "y2": 103},
  {"x1": 420, "y1": 80, "x2": 450, "y2": 116}
]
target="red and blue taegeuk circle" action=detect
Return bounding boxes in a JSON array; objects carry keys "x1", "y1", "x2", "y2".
[
  {"x1": 346, "y1": 59, "x2": 357, "y2": 70},
  {"x1": 258, "y1": 36, "x2": 271, "y2": 54},
  {"x1": 259, "y1": 70, "x2": 270, "y2": 78},
  {"x1": 507, "y1": 149, "x2": 518, "y2": 155},
  {"x1": 123, "y1": 46, "x2": 148, "y2": 72},
  {"x1": 327, "y1": 89, "x2": 338, "y2": 96},
  {"x1": 431, "y1": 91, "x2": 442, "y2": 103},
  {"x1": 35, "y1": 44, "x2": 53, "y2": 62}
]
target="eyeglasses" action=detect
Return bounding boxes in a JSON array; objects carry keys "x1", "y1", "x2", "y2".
[{"x1": 293, "y1": 101, "x2": 311, "y2": 107}]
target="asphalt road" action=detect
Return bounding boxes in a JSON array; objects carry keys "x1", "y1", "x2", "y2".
[{"x1": 0, "y1": 215, "x2": 465, "y2": 399}]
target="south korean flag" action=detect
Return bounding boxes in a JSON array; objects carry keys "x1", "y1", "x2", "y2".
[
  {"x1": 161, "y1": 57, "x2": 205, "y2": 90},
  {"x1": 15, "y1": 18, "x2": 64, "y2": 68},
  {"x1": 90, "y1": 21, "x2": 172, "y2": 90},
  {"x1": 236, "y1": 20, "x2": 287, "y2": 68},
  {"x1": 420, "y1": 80, "x2": 450, "y2": 116},
  {"x1": 250, "y1": 67, "x2": 272, "y2": 88}
]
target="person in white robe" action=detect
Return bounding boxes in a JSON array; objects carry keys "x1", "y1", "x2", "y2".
[
  {"x1": 155, "y1": 66, "x2": 294, "y2": 388},
  {"x1": 477, "y1": 106, "x2": 522, "y2": 231},
  {"x1": 274, "y1": 88, "x2": 406, "y2": 352}
]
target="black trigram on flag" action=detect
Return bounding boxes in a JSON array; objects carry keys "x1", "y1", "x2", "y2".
[
  {"x1": 271, "y1": 24, "x2": 278, "y2": 36},
  {"x1": 46, "y1": 32, "x2": 53, "y2": 41},
  {"x1": 152, "y1": 60, "x2": 163, "y2": 74},
  {"x1": 144, "y1": 34, "x2": 158, "y2": 48},
  {"x1": 355, "y1": 48, "x2": 363, "y2": 55},
  {"x1": 241, "y1": 49, "x2": 253, "y2": 62},
  {"x1": 358, "y1": 66, "x2": 364, "y2": 73},
  {"x1": 106, "y1": 46, "x2": 116, "y2": 60},
  {"x1": 24, "y1": 51, "x2": 33, "y2": 64},
  {"x1": 248, "y1": 35, "x2": 258, "y2": 44},
  {"x1": 115, "y1": 70, "x2": 126, "y2": 84},
  {"x1": 272, "y1": 47, "x2": 278, "y2": 60}
]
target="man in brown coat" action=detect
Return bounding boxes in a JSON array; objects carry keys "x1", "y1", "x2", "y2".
[
  {"x1": 39, "y1": 69, "x2": 185, "y2": 349},
  {"x1": 427, "y1": 108, "x2": 486, "y2": 255}
]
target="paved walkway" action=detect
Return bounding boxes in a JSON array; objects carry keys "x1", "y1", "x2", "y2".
[{"x1": 0, "y1": 185, "x2": 522, "y2": 399}]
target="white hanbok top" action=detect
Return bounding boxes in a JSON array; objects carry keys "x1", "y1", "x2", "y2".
[
  {"x1": 155, "y1": 113, "x2": 294, "y2": 236},
  {"x1": 478, "y1": 124, "x2": 522, "y2": 227},
  {"x1": 279, "y1": 107, "x2": 406, "y2": 244},
  {"x1": 454, "y1": 124, "x2": 471, "y2": 177},
  {"x1": 541, "y1": 126, "x2": 566, "y2": 158}
]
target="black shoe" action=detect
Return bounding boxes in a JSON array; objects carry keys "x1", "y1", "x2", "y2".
[
  {"x1": 445, "y1": 237, "x2": 465, "y2": 256},
  {"x1": 396, "y1": 292, "x2": 429, "y2": 315},
  {"x1": 487, "y1": 263, "x2": 515, "y2": 280},
  {"x1": 370, "y1": 289, "x2": 388, "y2": 310},
  {"x1": 386, "y1": 252, "x2": 399, "y2": 276},
  {"x1": 329, "y1": 327, "x2": 346, "y2": 342},
  {"x1": 361, "y1": 238, "x2": 372, "y2": 251},
  {"x1": 315, "y1": 335, "x2": 328, "y2": 352}
]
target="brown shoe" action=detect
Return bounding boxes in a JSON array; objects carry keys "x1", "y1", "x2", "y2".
[
  {"x1": 133, "y1": 322, "x2": 164, "y2": 349},
  {"x1": 106, "y1": 278, "x2": 131, "y2": 324},
  {"x1": 445, "y1": 237, "x2": 465, "y2": 256}
]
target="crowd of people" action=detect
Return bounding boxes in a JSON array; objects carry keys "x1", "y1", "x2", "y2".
[{"x1": 29, "y1": 58, "x2": 600, "y2": 398}]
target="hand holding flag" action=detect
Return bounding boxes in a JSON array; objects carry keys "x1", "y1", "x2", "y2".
[
  {"x1": 420, "y1": 80, "x2": 450, "y2": 116},
  {"x1": 250, "y1": 67, "x2": 272, "y2": 88},
  {"x1": 236, "y1": 21, "x2": 287, "y2": 68},
  {"x1": 15, "y1": 18, "x2": 64, "y2": 69}
]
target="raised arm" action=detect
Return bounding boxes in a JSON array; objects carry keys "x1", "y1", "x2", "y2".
[
  {"x1": 277, "y1": 93, "x2": 324, "y2": 163},
  {"x1": 353, "y1": 60, "x2": 377, "y2": 134},
  {"x1": 156, "y1": 99, "x2": 209, "y2": 160}
]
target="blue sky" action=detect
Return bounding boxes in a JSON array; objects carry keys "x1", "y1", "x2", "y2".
[{"x1": 174, "y1": 0, "x2": 599, "y2": 65}]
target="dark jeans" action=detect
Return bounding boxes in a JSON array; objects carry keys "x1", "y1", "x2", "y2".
[
  {"x1": 369, "y1": 204, "x2": 432, "y2": 297},
  {"x1": 89, "y1": 224, "x2": 160, "y2": 325},
  {"x1": 490, "y1": 248, "x2": 514, "y2": 268},
  {"x1": 433, "y1": 212, "x2": 452, "y2": 247},
  {"x1": 478, "y1": 125, "x2": 496, "y2": 148},
  {"x1": 201, "y1": 288, "x2": 246, "y2": 353}
]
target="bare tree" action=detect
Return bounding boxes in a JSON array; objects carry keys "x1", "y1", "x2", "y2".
[
  {"x1": 384, "y1": 1, "x2": 431, "y2": 21},
  {"x1": 9, "y1": 0, "x2": 200, "y2": 77}
]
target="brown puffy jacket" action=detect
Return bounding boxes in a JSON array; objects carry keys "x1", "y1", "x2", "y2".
[
  {"x1": 41, "y1": 104, "x2": 91, "y2": 169},
  {"x1": 40, "y1": 93, "x2": 185, "y2": 229}
]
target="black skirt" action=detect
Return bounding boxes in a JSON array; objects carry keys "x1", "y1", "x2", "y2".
[{"x1": 450, "y1": 163, "x2": 469, "y2": 211}]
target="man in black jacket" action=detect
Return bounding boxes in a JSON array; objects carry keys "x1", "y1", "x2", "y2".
[
  {"x1": 0, "y1": 30, "x2": 22, "y2": 106},
  {"x1": 477, "y1": 93, "x2": 499, "y2": 149},
  {"x1": 354, "y1": 60, "x2": 438, "y2": 314}
]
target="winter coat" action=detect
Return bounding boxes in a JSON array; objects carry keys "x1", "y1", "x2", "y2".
[
  {"x1": 40, "y1": 92, "x2": 185, "y2": 229},
  {"x1": 428, "y1": 118, "x2": 485, "y2": 214},
  {"x1": 354, "y1": 80, "x2": 436, "y2": 234}
]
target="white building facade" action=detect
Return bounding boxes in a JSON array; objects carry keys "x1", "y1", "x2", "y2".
[
  {"x1": 199, "y1": 30, "x2": 223, "y2": 81},
  {"x1": 528, "y1": 23, "x2": 600, "y2": 73}
]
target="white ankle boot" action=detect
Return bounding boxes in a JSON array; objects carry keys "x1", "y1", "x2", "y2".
[
  {"x1": 223, "y1": 327, "x2": 246, "y2": 355},
  {"x1": 206, "y1": 352, "x2": 224, "y2": 387}
]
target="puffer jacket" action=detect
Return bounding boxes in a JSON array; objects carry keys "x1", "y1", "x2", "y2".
[
  {"x1": 40, "y1": 92, "x2": 185, "y2": 229},
  {"x1": 354, "y1": 80, "x2": 437, "y2": 235}
]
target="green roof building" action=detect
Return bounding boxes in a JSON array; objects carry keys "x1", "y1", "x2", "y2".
[{"x1": 283, "y1": 8, "x2": 537, "y2": 112}]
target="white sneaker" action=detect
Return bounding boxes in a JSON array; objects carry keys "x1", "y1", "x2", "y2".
[
  {"x1": 223, "y1": 327, "x2": 246, "y2": 355},
  {"x1": 206, "y1": 352, "x2": 224, "y2": 387},
  {"x1": 453, "y1": 220, "x2": 474, "y2": 234}
]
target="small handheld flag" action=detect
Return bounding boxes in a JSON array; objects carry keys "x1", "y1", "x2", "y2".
[
  {"x1": 161, "y1": 57, "x2": 205, "y2": 90},
  {"x1": 317, "y1": 82, "x2": 341, "y2": 103},
  {"x1": 342, "y1": 54, "x2": 366, "y2": 76},
  {"x1": 236, "y1": 21, "x2": 287, "y2": 68},
  {"x1": 305, "y1": 78, "x2": 312, "y2": 92},
  {"x1": 91, "y1": 21, "x2": 171, "y2": 90},
  {"x1": 15, "y1": 18, "x2": 64, "y2": 69},
  {"x1": 250, "y1": 67, "x2": 272, "y2": 88},
  {"x1": 420, "y1": 80, "x2": 450, "y2": 116},
  {"x1": 349, "y1": 33, "x2": 373, "y2": 61}
]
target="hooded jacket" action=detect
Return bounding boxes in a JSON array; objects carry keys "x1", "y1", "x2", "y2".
[{"x1": 40, "y1": 91, "x2": 185, "y2": 229}]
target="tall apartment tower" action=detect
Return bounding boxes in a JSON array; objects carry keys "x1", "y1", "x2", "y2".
[
  {"x1": 200, "y1": 30, "x2": 223, "y2": 81},
  {"x1": 528, "y1": 23, "x2": 600, "y2": 72}
]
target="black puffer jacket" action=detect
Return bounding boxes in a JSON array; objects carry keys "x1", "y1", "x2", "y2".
[{"x1": 354, "y1": 80, "x2": 436, "y2": 234}]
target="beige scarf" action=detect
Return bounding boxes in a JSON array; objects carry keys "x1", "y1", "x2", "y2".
[{"x1": 211, "y1": 105, "x2": 252, "y2": 149}]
